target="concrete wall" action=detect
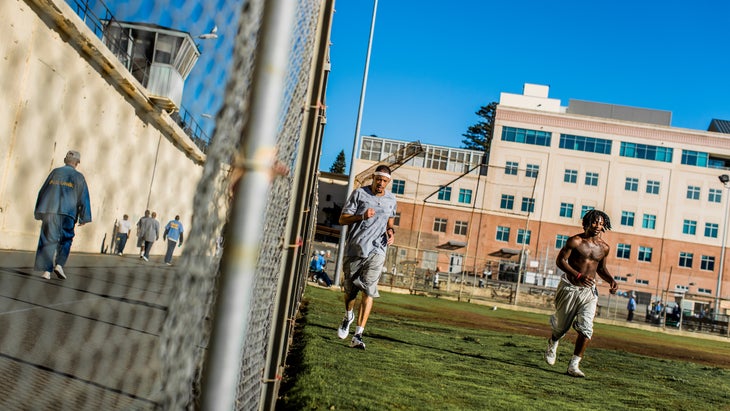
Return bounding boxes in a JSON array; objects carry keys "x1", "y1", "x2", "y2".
[{"x1": 0, "y1": 0, "x2": 205, "y2": 254}]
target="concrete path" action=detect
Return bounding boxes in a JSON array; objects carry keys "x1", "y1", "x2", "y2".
[{"x1": 0, "y1": 250, "x2": 178, "y2": 410}]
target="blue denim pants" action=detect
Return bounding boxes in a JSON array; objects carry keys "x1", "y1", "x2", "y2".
[
  {"x1": 34, "y1": 214, "x2": 75, "y2": 272},
  {"x1": 115, "y1": 233, "x2": 129, "y2": 254}
]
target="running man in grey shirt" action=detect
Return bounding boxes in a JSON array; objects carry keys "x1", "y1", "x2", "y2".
[{"x1": 336, "y1": 165, "x2": 397, "y2": 349}]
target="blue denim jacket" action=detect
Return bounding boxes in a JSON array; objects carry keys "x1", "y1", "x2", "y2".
[{"x1": 34, "y1": 165, "x2": 92, "y2": 223}]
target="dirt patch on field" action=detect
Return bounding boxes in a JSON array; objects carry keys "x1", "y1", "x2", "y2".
[{"x1": 378, "y1": 303, "x2": 730, "y2": 369}]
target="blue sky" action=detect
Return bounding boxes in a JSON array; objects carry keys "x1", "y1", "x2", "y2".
[{"x1": 321, "y1": 0, "x2": 730, "y2": 171}]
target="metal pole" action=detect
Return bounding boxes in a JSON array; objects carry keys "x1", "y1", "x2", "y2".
[
  {"x1": 715, "y1": 181, "x2": 729, "y2": 319},
  {"x1": 200, "y1": 1, "x2": 296, "y2": 410},
  {"x1": 334, "y1": 0, "x2": 378, "y2": 286},
  {"x1": 514, "y1": 171, "x2": 538, "y2": 306}
]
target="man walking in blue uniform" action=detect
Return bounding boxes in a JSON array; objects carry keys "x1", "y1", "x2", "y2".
[
  {"x1": 163, "y1": 215, "x2": 184, "y2": 265},
  {"x1": 34, "y1": 150, "x2": 92, "y2": 280}
]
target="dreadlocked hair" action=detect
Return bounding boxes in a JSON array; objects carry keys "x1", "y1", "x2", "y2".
[{"x1": 582, "y1": 209, "x2": 611, "y2": 231}]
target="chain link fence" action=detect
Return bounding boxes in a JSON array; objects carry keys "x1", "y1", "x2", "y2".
[{"x1": 2, "y1": 0, "x2": 331, "y2": 409}]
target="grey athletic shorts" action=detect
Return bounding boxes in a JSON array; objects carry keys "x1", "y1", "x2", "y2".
[
  {"x1": 550, "y1": 275, "x2": 598, "y2": 340},
  {"x1": 343, "y1": 253, "x2": 386, "y2": 299}
]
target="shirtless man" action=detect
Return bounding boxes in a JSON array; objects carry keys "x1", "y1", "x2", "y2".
[{"x1": 544, "y1": 209, "x2": 618, "y2": 377}]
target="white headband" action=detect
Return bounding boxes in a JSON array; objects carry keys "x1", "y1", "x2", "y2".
[{"x1": 374, "y1": 171, "x2": 391, "y2": 178}]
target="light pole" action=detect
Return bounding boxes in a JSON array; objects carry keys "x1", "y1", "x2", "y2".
[
  {"x1": 334, "y1": 0, "x2": 378, "y2": 286},
  {"x1": 716, "y1": 174, "x2": 730, "y2": 319}
]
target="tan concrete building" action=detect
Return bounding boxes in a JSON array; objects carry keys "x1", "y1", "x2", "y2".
[{"x1": 353, "y1": 83, "x2": 730, "y2": 315}]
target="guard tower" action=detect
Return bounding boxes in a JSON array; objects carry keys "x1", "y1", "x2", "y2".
[{"x1": 102, "y1": 21, "x2": 200, "y2": 111}]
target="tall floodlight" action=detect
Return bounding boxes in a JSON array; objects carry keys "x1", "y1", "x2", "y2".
[{"x1": 334, "y1": 0, "x2": 378, "y2": 286}]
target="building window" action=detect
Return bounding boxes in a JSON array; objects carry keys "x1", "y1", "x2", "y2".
[
  {"x1": 701, "y1": 255, "x2": 715, "y2": 271},
  {"x1": 698, "y1": 288, "x2": 712, "y2": 295},
  {"x1": 646, "y1": 180, "x2": 660, "y2": 195},
  {"x1": 526, "y1": 164, "x2": 539, "y2": 178},
  {"x1": 437, "y1": 186, "x2": 451, "y2": 201},
  {"x1": 505, "y1": 161, "x2": 519, "y2": 175},
  {"x1": 383, "y1": 141, "x2": 405, "y2": 156},
  {"x1": 559, "y1": 202, "x2": 574, "y2": 218},
  {"x1": 638, "y1": 246, "x2": 653, "y2": 262},
  {"x1": 616, "y1": 243, "x2": 631, "y2": 259},
  {"x1": 580, "y1": 205, "x2": 594, "y2": 218},
  {"x1": 642, "y1": 214, "x2": 656, "y2": 230},
  {"x1": 564, "y1": 169, "x2": 577, "y2": 183},
  {"x1": 496, "y1": 226, "x2": 510, "y2": 242},
  {"x1": 709, "y1": 188, "x2": 722, "y2": 203},
  {"x1": 635, "y1": 279, "x2": 649, "y2": 285},
  {"x1": 501, "y1": 126, "x2": 552, "y2": 147},
  {"x1": 559, "y1": 134, "x2": 612, "y2": 154},
  {"x1": 555, "y1": 234, "x2": 568, "y2": 248},
  {"x1": 458, "y1": 189, "x2": 473, "y2": 204},
  {"x1": 682, "y1": 219, "x2": 697, "y2": 235},
  {"x1": 620, "y1": 142, "x2": 673, "y2": 163},
  {"x1": 427, "y1": 148, "x2": 448, "y2": 170},
  {"x1": 686, "y1": 186, "x2": 700, "y2": 200},
  {"x1": 621, "y1": 211, "x2": 635, "y2": 226},
  {"x1": 360, "y1": 137, "x2": 383, "y2": 161},
  {"x1": 500, "y1": 194, "x2": 514, "y2": 210},
  {"x1": 391, "y1": 179, "x2": 405, "y2": 195},
  {"x1": 394, "y1": 212, "x2": 401, "y2": 226},
  {"x1": 454, "y1": 221, "x2": 468, "y2": 235},
  {"x1": 517, "y1": 229, "x2": 531, "y2": 245},
  {"x1": 625, "y1": 177, "x2": 638, "y2": 192},
  {"x1": 584, "y1": 172, "x2": 599, "y2": 186},
  {"x1": 681, "y1": 149, "x2": 709, "y2": 167},
  {"x1": 705, "y1": 223, "x2": 719, "y2": 238},
  {"x1": 433, "y1": 218, "x2": 447, "y2": 233},
  {"x1": 521, "y1": 197, "x2": 535, "y2": 213},
  {"x1": 678, "y1": 252, "x2": 693, "y2": 268}
]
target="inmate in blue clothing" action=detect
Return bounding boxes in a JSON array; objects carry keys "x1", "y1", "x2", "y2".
[
  {"x1": 34, "y1": 164, "x2": 92, "y2": 273},
  {"x1": 164, "y1": 219, "x2": 184, "y2": 242},
  {"x1": 34, "y1": 165, "x2": 92, "y2": 223}
]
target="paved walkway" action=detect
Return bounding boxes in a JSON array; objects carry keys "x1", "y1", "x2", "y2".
[{"x1": 0, "y1": 250, "x2": 178, "y2": 410}]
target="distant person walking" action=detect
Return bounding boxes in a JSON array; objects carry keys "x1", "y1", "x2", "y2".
[
  {"x1": 336, "y1": 165, "x2": 397, "y2": 350},
  {"x1": 163, "y1": 215, "x2": 184, "y2": 265},
  {"x1": 544, "y1": 210, "x2": 618, "y2": 377},
  {"x1": 139, "y1": 211, "x2": 159, "y2": 262},
  {"x1": 34, "y1": 150, "x2": 92, "y2": 280},
  {"x1": 136, "y1": 210, "x2": 150, "y2": 257},
  {"x1": 115, "y1": 214, "x2": 132, "y2": 255},
  {"x1": 627, "y1": 293, "x2": 637, "y2": 322}
]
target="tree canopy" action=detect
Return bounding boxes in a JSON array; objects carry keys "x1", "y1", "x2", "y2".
[
  {"x1": 461, "y1": 102, "x2": 497, "y2": 153},
  {"x1": 329, "y1": 150, "x2": 347, "y2": 174}
]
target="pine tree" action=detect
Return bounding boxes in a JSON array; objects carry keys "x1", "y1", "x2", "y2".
[
  {"x1": 329, "y1": 150, "x2": 347, "y2": 174},
  {"x1": 461, "y1": 102, "x2": 497, "y2": 152}
]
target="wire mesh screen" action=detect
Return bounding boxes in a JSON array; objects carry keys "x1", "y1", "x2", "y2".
[{"x1": 1, "y1": 0, "x2": 325, "y2": 409}]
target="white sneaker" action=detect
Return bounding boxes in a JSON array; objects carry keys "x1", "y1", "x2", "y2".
[
  {"x1": 544, "y1": 338, "x2": 558, "y2": 365},
  {"x1": 41, "y1": 271, "x2": 51, "y2": 279},
  {"x1": 567, "y1": 356, "x2": 585, "y2": 378},
  {"x1": 350, "y1": 334, "x2": 366, "y2": 350},
  {"x1": 54, "y1": 265, "x2": 66, "y2": 280},
  {"x1": 142, "y1": 256, "x2": 149, "y2": 262},
  {"x1": 337, "y1": 313, "x2": 354, "y2": 339}
]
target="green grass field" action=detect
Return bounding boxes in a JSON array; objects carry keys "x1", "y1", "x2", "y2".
[{"x1": 277, "y1": 286, "x2": 730, "y2": 411}]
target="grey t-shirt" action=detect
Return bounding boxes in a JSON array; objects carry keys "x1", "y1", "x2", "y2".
[{"x1": 342, "y1": 186, "x2": 397, "y2": 258}]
